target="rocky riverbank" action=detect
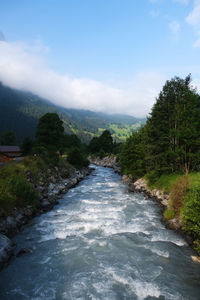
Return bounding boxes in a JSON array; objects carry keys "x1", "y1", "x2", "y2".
[
  {"x1": 122, "y1": 174, "x2": 198, "y2": 259},
  {"x1": 0, "y1": 165, "x2": 92, "y2": 271},
  {"x1": 88, "y1": 156, "x2": 121, "y2": 174},
  {"x1": 122, "y1": 175, "x2": 170, "y2": 207}
]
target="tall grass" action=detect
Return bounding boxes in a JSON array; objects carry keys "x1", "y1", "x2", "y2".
[{"x1": 0, "y1": 156, "x2": 72, "y2": 214}]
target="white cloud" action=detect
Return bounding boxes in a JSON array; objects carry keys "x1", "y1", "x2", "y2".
[
  {"x1": 172, "y1": 0, "x2": 190, "y2": 4},
  {"x1": 0, "y1": 40, "x2": 165, "y2": 118},
  {"x1": 186, "y1": 0, "x2": 200, "y2": 25},
  {"x1": 186, "y1": 0, "x2": 200, "y2": 46},
  {"x1": 169, "y1": 21, "x2": 181, "y2": 39}
]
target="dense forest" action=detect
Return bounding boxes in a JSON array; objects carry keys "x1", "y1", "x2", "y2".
[{"x1": 119, "y1": 75, "x2": 200, "y2": 254}]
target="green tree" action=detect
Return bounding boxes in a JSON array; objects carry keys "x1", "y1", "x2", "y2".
[
  {"x1": 145, "y1": 75, "x2": 200, "y2": 173},
  {"x1": 35, "y1": 113, "x2": 64, "y2": 152},
  {"x1": 89, "y1": 137, "x2": 100, "y2": 153},
  {"x1": 89, "y1": 130, "x2": 113, "y2": 155},
  {"x1": 119, "y1": 128, "x2": 145, "y2": 179},
  {"x1": 67, "y1": 147, "x2": 89, "y2": 169},
  {"x1": 63, "y1": 134, "x2": 81, "y2": 149},
  {"x1": 98, "y1": 130, "x2": 113, "y2": 153},
  {"x1": 21, "y1": 137, "x2": 33, "y2": 156}
]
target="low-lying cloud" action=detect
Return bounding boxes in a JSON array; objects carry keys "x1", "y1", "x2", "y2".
[
  {"x1": 186, "y1": 0, "x2": 200, "y2": 47},
  {"x1": 0, "y1": 40, "x2": 166, "y2": 117}
]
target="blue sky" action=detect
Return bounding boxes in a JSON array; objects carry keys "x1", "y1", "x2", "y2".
[{"x1": 0, "y1": 0, "x2": 200, "y2": 117}]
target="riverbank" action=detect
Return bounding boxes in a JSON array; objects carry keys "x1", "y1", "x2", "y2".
[
  {"x1": 88, "y1": 155, "x2": 121, "y2": 174},
  {"x1": 1, "y1": 165, "x2": 200, "y2": 299},
  {"x1": 0, "y1": 157, "x2": 92, "y2": 270},
  {"x1": 122, "y1": 174, "x2": 200, "y2": 261}
]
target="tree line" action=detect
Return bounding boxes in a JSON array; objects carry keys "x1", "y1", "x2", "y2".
[
  {"x1": 0, "y1": 112, "x2": 118, "y2": 169},
  {"x1": 119, "y1": 75, "x2": 200, "y2": 181}
]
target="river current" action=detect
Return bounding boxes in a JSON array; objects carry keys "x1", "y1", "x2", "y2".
[{"x1": 0, "y1": 165, "x2": 200, "y2": 299}]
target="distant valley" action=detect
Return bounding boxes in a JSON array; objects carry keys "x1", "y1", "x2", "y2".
[{"x1": 0, "y1": 82, "x2": 145, "y2": 144}]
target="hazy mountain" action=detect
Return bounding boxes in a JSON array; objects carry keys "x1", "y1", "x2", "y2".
[{"x1": 0, "y1": 82, "x2": 145, "y2": 144}]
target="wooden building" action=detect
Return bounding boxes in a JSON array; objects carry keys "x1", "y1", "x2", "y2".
[{"x1": 0, "y1": 146, "x2": 22, "y2": 163}]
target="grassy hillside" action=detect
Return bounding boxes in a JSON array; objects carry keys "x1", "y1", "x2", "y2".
[{"x1": 0, "y1": 82, "x2": 145, "y2": 144}]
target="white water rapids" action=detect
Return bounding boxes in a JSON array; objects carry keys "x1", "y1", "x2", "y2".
[{"x1": 0, "y1": 165, "x2": 200, "y2": 299}]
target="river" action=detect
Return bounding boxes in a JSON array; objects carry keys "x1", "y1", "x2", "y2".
[{"x1": 0, "y1": 165, "x2": 200, "y2": 299}]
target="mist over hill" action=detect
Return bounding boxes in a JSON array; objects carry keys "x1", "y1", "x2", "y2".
[{"x1": 0, "y1": 82, "x2": 145, "y2": 144}]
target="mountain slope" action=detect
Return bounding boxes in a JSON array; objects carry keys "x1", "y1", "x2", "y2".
[{"x1": 0, "y1": 83, "x2": 145, "y2": 144}]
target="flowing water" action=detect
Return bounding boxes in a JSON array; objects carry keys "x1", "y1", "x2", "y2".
[{"x1": 0, "y1": 165, "x2": 200, "y2": 299}]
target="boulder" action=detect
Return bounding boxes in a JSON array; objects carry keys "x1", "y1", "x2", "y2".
[
  {"x1": 0, "y1": 234, "x2": 15, "y2": 270},
  {"x1": 17, "y1": 247, "x2": 32, "y2": 257},
  {"x1": 6, "y1": 216, "x2": 17, "y2": 230}
]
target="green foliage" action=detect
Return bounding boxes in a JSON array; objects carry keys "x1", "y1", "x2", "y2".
[
  {"x1": 9, "y1": 176, "x2": 36, "y2": 207},
  {"x1": 145, "y1": 170, "x2": 161, "y2": 186},
  {"x1": 117, "y1": 74, "x2": 200, "y2": 254},
  {"x1": 35, "y1": 113, "x2": 64, "y2": 152},
  {"x1": 193, "y1": 240, "x2": 200, "y2": 254},
  {"x1": 0, "y1": 193, "x2": 15, "y2": 214},
  {"x1": 182, "y1": 186, "x2": 200, "y2": 240},
  {"x1": 170, "y1": 175, "x2": 189, "y2": 215},
  {"x1": 0, "y1": 162, "x2": 37, "y2": 213},
  {"x1": 146, "y1": 172, "x2": 181, "y2": 193},
  {"x1": 89, "y1": 130, "x2": 114, "y2": 155},
  {"x1": 119, "y1": 75, "x2": 200, "y2": 180},
  {"x1": 164, "y1": 208, "x2": 175, "y2": 220},
  {"x1": 21, "y1": 137, "x2": 33, "y2": 155},
  {"x1": 119, "y1": 129, "x2": 145, "y2": 180},
  {"x1": 89, "y1": 137, "x2": 100, "y2": 153},
  {"x1": 0, "y1": 155, "x2": 74, "y2": 214},
  {"x1": 98, "y1": 130, "x2": 113, "y2": 153},
  {"x1": 108, "y1": 123, "x2": 142, "y2": 141},
  {"x1": 145, "y1": 75, "x2": 200, "y2": 174},
  {"x1": 0, "y1": 130, "x2": 16, "y2": 145},
  {"x1": 67, "y1": 147, "x2": 89, "y2": 169},
  {"x1": 0, "y1": 82, "x2": 145, "y2": 144},
  {"x1": 63, "y1": 134, "x2": 81, "y2": 149}
]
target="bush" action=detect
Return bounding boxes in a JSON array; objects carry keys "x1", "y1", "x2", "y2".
[
  {"x1": 0, "y1": 193, "x2": 15, "y2": 214},
  {"x1": 164, "y1": 208, "x2": 175, "y2": 220},
  {"x1": 193, "y1": 240, "x2": 200, "y2": 254},
  {"x1": 9, "y1": 175, "x2": 37, "y2": 207},
  {"x1": 170, "y1": 175, "x2": 189, "y2": 215},
  {"x1": 67, "y1": 147, "x2": 89, "y2": 169},
  {"x1": 182, "y1": 186, "x2": 200, "y2": 240},
  {"x1": 146, "y1": 170, "x2": 161, "y2": 186},
  {"x1": 0, "y1": 171, "x2": 37, "y2": 214}
]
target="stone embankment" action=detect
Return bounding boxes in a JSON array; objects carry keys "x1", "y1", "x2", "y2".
[
  {"x1": 122, "y1": 175, "x2": 170, "y2": 207},
  {"x1": 0, "y1": 166, "x2": 92, "y2": 271},
  {"x1": 88, "y1": 156, "x2": 121, "y2": 174},
  {"x1": 122, "y1": 175, "x2": 194, "y2": 247},
  {"x1": 122, "y1": 174, "x2": 200, "y2": 261}
]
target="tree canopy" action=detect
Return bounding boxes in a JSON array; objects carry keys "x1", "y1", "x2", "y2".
[
  {"x1": 35, "y1": 113, "x2": 64, "y2": 152},
  {"x1": 119, "y1": 75, "x2": 200, "y2": 178},
  {"x1": 89, "y1": 130, "x2": 114, "y2": 155}
]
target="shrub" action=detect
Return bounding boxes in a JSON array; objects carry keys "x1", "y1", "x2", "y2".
[
  {"x1": 182, "y1": 186, "x2": 200, "y2": 241},
  {"x1": 170, "y1": 175, "x2": 189, "y2": 215},
  {"x1": 0, "y1": 193, "x2": 15, "y2": 214},
  {"x1": 9, "y1": 175, "x2": 37, "y2": 207},
  {"x1": 67, "y1": 147, "x2": 89, "y2": 169},
  {"x1": 164, "y1": 208, "x2": 175, "y2": 220},
  {"x1": 146, "y1": 170, "x2": 161, "y2": 186},
  {"x1": 193, "y1": 240, "x2": 200, "y2": 254}
]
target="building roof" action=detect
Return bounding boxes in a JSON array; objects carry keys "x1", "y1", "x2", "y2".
[{"x1": 0, "y1": 146, "x2": 21, "y2": 153}]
